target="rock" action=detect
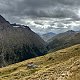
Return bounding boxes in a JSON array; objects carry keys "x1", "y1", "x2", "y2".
[{"x1": 27, "y1": 63, "x2": 38, "y2": 69}]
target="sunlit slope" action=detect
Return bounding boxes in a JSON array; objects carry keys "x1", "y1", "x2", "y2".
[{"x1": 0, "y1": 44, "x2": 80, "y2": 80}]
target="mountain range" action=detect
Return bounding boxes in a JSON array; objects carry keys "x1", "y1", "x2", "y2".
[
  {"x1": 47, "y1": 30, "x2": 80, "y2": 51},
  {"x1": 0, "y1": 14, "x2": 80, "y2": 80},
  {"x1": 0, "y1": 15, "x2": 47, "y2": 67},
  {"x1": 40, "y1": 32, "x2": 56, "y2": 42}
]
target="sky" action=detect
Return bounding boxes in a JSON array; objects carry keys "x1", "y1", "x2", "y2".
[{"x1": 0, "y1": 0, "x2": 80, "y2": 34}]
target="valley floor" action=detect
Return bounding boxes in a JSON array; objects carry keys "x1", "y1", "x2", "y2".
[{"x1": 0, "y1": 44, "x2": 80, "y2": 80}]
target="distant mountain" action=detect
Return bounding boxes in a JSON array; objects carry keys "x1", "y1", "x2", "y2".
[
  {"x1": 48, "y1": 30, "x2": 80, "y2": 51},
  {"x1": 76, "y1": 30, "x2": 80, "y2": 33},
  {"x1": 40, "y1": 32, "x2": 56, "y2": 42},
  {"x1": 0, "y1": 15, "x2": 47, "y2": 67}
]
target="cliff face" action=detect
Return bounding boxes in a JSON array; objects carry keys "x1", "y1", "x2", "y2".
[{"x1": 0, "y1": 15, "x2": 47, "y2": 67}]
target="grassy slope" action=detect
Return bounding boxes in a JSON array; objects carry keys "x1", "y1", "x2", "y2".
[{"x1": 0, "y1": 44, "x2": 80, "y2": 80}]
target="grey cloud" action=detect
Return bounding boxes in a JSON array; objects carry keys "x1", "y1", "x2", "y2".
[
  {"x1": 0, "y1": 0, "x2": 80, "y2": 33},
  {"x1": 34, "y1": 21, "x2": 43, "y2": 25},
  {"x1": 0, "y1": 0, "x2": 80, "y2": 20},
  {"x1": 17, "y1": 7, "x2": 78, "y2": 19}
]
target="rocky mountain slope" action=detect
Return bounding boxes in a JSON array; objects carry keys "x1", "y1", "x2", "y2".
[
  {"x1": 47, "y1": 30, "x2": 80, "y2": 51},
  {"x1": 0, "y1": 15, "x2": 47, "y2": 67},
  {"x1": 0, "y1": 44, "x2": 80, "y2": 80}
]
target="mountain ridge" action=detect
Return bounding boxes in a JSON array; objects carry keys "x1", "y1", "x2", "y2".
[
  {"x1": 0, "y1": 15, "x2": 47, "y2": 67},
  {"x1": 47, "y1": 30, "x2": 80, "y2": 51}
]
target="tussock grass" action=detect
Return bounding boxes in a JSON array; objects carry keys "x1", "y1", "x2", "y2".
[{"x1": 0, "y1": 44, "x2": 80, "y2": 80}]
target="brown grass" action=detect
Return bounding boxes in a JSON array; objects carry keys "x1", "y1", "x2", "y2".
[{"x1": 0, "y1": 44, "x2": 80, "y2": 80}]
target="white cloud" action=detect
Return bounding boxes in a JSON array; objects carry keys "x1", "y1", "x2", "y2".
[{"x1": 20, "y1": 18, "x2": 80, "y2": 33}]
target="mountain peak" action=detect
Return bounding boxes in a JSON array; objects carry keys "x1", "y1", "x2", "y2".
[
  {"x1": 0, "y1": 15, "x2": 7, "y2": 23},
  {"x1": 66, "y1": 30, "x2": 75, "y2": 33},
  {"x1": 0, "y1": 15, "x2": 47, "y2": 67},
  {"x1": 0, "y1": 15, "x2": 10, "y2": 30}
]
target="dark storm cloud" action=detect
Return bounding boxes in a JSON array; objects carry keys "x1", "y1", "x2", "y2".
[
  {"x1": 18, "y1": 0, "x2": 80, "y2": 8},
  {"x1": 0, "y1": 0, "x2": 80, "y2": 33},
  {"x1": 0, "y1": 0, "x2": 80, "y2": 20}
]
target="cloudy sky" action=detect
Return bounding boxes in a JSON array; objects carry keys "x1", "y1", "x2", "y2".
[{"x1": 0, "y1": 0, "x2": 80, "y2": 34}]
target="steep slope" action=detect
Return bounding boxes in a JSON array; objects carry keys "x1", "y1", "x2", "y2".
[
  {"x1": 47, "y1": 30, "x2": 80, "y2": 51},
  {"x1": 0, "y1": 15, "x2": 47, "y2": 67},
  {"x1": 0, "y1": 44, "x2": 80, "y2": 80},
  {"x1": 40, "y1": 32, "x2": 56, "y2": 42}
]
